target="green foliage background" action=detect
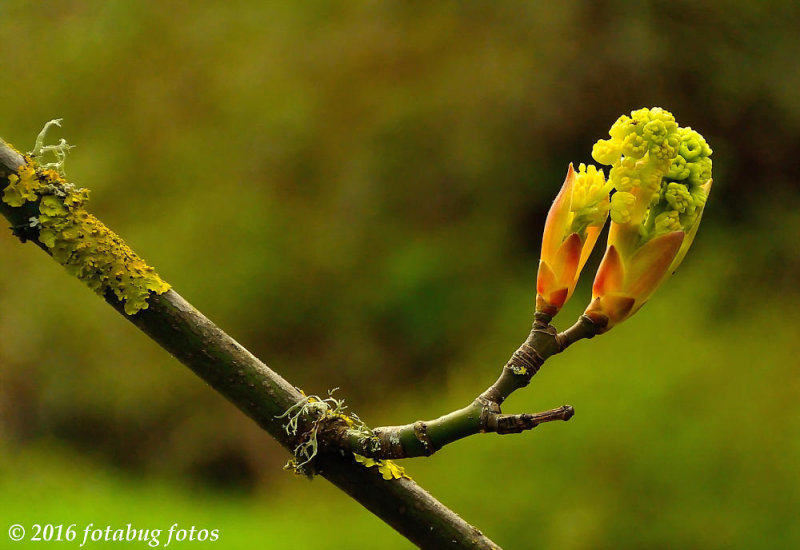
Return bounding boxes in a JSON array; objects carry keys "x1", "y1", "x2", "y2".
[{"x1": 1, "y1": 2, "x2": 799, "y2": 548}]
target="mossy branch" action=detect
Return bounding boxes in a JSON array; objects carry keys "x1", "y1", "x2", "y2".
[{"x1": 0, "y1": 137, "x2": 501, "y2": 550}]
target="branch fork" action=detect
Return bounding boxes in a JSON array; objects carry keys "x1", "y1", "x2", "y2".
[{"x1": 320, "y1": 313, "x2": 599, "y2": 461}]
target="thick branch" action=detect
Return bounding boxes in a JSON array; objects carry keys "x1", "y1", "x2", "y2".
[{"x1": 0, "y1": 139, "x2": 501, "y2": 550}]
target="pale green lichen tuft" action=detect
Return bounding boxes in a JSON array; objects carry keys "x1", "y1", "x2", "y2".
[
  {"x1": 1, "y1": 121, "x2": 170, "y2": 315},
  {"x1": 278, "y1": 389, "x2": 356, "y2": 476},
  {"x1": 277, "y1": 389, "x2": 396, "y2": 478},
  {"x1": 32, "y1": 119, "x2": 75, "y2": 176}
]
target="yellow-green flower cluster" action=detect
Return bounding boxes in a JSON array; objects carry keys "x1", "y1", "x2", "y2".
[
  {"x1": 569, "y1": 163, "x2": 611, "y2": 235},
  {"x1": 591, "y1": 107, "x2": 712, "y2": 240},
  {"x1": 2, "y1": 153, "x2": 170, "y2": 315}
]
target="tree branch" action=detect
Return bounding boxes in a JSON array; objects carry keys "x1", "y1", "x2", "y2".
[
  {"x1": 0, "y1": 138, "x2": 501, "y2": 550},
  {"x1": 333, "y1": 313, "x2": 599, "y2": 459}
]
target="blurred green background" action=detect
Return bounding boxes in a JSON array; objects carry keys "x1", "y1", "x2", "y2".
[{"x1": 1, "y1": 1, "x2": 799, "y2": 549}]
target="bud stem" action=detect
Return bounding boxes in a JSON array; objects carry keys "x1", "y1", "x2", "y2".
[{"x1": 331, "y1": 314, "x2": 600, "y2": 459}]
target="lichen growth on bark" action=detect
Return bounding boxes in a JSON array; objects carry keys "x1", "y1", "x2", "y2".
[
  {"x1": 278, "y1": 389, "x2": 409, "y2": 480},
  {"x1": 353, "y1": 453, "x2": 411, "y2": 481},
  {"x1": 1, "y1": 125, "x2": 170, "y2": 314}
]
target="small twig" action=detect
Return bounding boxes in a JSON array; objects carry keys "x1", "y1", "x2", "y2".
[
  {"x1": 335, "y1": 315, "x2": 599, "y2": 459},
  {"x1": 486, "y1": 405, "x2": 575, "y2": 435}
]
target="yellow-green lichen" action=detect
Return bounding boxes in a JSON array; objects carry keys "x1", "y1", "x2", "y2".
[
  {"x1": 3, "y1": 164, "x2": 41, "y2": 207},
  {"x1": 1, "y1": 127, "x2": 170, "y2": 315},
  {"x1": 353, "y1": 453, "x2": 411, "y2": 481},
  {"x1": 510, "y1": 364, "x2": 528, "y2": 376}
]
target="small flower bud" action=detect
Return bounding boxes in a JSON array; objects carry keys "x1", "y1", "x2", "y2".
[
  {"x1": 536, "y1": 164, "x2": 610, "y2": 317},
  {"x1": 610, "y1": 191, "x2": 635, "y2": 224}
]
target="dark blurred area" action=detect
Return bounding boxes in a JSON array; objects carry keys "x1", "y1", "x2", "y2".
[{"x1": 1, "y1": 2, "x2": 799, "y2": 549}]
